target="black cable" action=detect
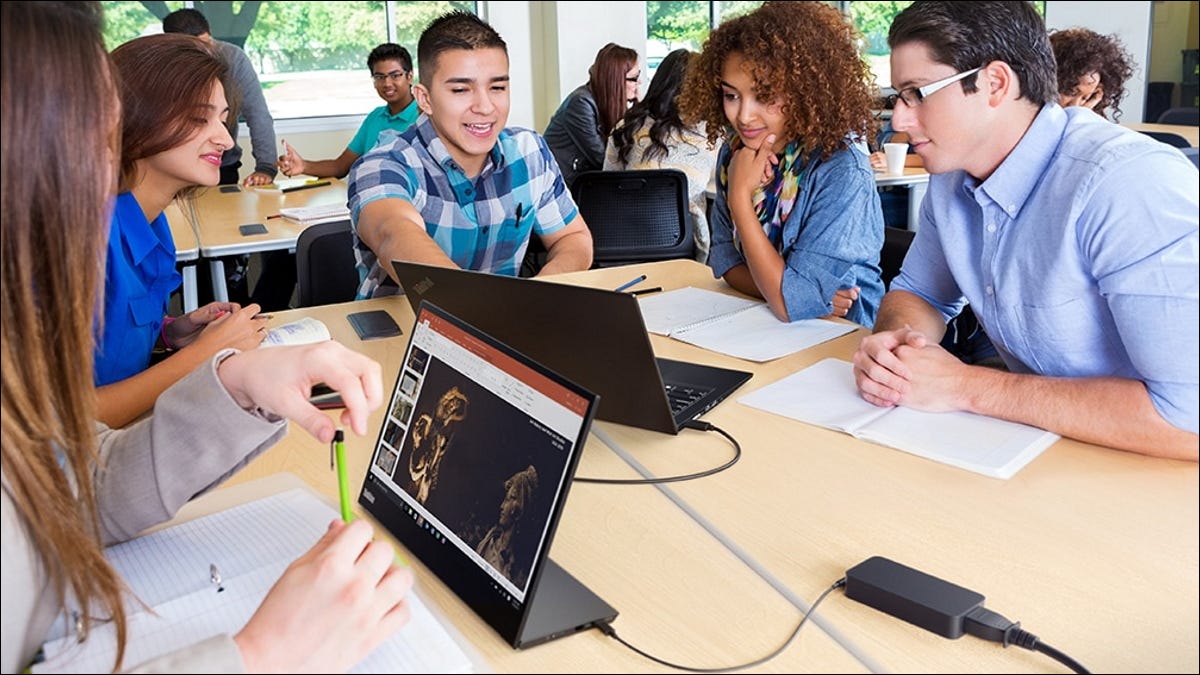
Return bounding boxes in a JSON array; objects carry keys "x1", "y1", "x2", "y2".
[
  {"x1": 597, "y1": 578, "x2": 845, "y2": 673},
  {"x1": 574, "y1": 420, "x2": 740, "y2": 485},
  {"x1": 963, "y1": 606, "x2": 1090, "y2": 674}
]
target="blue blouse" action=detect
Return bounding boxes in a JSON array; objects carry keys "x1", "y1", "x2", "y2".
[
  {"x1": 708, "y1": 142, "x2": 885, "y2": 327},
  {"x1": 93, "y1": 192, "x2": 181, "y2": 386}
]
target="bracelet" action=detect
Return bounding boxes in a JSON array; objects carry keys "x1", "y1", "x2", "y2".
[{"x1": 160, "y1": 316, "x2": 177, "y2": 351}]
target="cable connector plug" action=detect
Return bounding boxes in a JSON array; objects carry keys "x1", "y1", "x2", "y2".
[
  {"x1": 963, "y1": 606, "x2": 1039, "y2": 649},
  {"x1": 682, "y1": 419, "x2": 714, "y2": 431}
]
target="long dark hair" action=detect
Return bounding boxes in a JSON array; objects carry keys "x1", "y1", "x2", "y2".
[
  {"x1": 588, "y1": 42, "x2": 639, "y2": 137},
  {"x1": 111, "y1": 33, "x2": 233, "y2": 196},
  {"x1": 612, "y1": 49, "x2": 696, "y2": 165},
  {"x1": 2, "y1": 1, "x2": 130, "y2": 670}
]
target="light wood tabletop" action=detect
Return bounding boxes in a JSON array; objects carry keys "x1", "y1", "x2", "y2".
[{"x1": 208, "y1": 261, "x2": 1196, "y2": 672}]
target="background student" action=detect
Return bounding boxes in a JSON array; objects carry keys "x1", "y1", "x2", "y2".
[
  {"x1": 278, "y1": 43, "x2": 419, "y2": 179},
  {"x1": 163, "y1": 7, "x2": 277, "y2": 187},
  {"x1": 605, "y1": 48, "x2": 717, "y2": 263},
  {"x1": 1050, "y1": 27, "x2": 1136, "y2": 120},
  {"x1": 544, "y1": 42, "x2": 641, "y2": 187},
  {"x1": 2, "y1": 3, "x2": 410, "y2": 672},
  {"x1": 852, "y1": 0, "x2": 1198, "y2": 461},
  {"x1": 678, "y1": 1, "x2": 885, "y2": 327},
  {"x1": 96, "y1": 33, "x2": 268, "y2": 429},
  {"x1": 348, "y1": 10, "x2": 592, "y2": 299}
]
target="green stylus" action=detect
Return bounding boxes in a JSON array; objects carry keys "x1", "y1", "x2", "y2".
[{"x1": 333, "y1": 429, "x2": 352, "y2": 522}]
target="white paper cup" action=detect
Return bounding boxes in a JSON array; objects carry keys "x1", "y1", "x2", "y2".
[{"x1": 883, "y1": 142, "x2": 909, "y2": 175}]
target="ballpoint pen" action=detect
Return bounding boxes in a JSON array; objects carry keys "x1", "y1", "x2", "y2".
[
  {"x1": 630, "y1": 287, "x2": 663, "y2": 296},
  {"x1": 281, "y1": 179, "x2": 331, "y2": 193},
  {"x1": 613, "y1": 274, "x2": 648, "y2": 292}
]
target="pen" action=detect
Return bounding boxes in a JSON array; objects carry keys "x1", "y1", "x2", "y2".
[
  {"x1": 282, "y1": 180, "x2": 331, "y2": 193},
  {"x1": 333, "y1": 429, "x2": 352, "y2": 522},
  {"x1": 630, "y1": 287, "x2": 663, "y2": 296},
  {"x1": 253, "y1": 313, "x2": 273, "y2": 321},
  {"x1": 266, "y1": 213, "x2": 282, "y2": 219},
  {"x1": 613, "y1": 274, "x2": 648, "y2": 292}
]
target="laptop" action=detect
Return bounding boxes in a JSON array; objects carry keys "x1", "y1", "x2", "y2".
[
  {"x1": 358, "y1": 300, "x2": 617, "y2": 649},
  {"x1": 392, "y1": 261, "x2": 753, "y2": 434}
]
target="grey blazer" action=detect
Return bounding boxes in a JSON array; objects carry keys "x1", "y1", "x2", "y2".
[{"x1": 1, "y1": 351, "x2": 286, "y2": 673}]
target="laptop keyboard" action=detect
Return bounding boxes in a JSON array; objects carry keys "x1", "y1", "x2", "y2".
[{"x1": 664, "y1": 383, "x2": 713, "y2": 415}]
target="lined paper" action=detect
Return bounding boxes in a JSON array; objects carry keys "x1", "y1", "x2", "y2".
[{"x1": 35, "y1": 490, "x2": 474, "y2": 673}]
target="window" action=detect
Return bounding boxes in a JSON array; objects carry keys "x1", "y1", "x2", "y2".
[
  {"x1": 102, "y1": 1, "x2": 474, "y2": 122},
  {"x1": 645, "y1": 1, "x2": 765, "y2": 80},
  {"x1": 846, "y1": 1, "x2": 1045, "y2": 91}
]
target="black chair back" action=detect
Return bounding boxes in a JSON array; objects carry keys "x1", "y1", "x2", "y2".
[
  {"x1": 295, "y1": 219, "x2": 358, "y2": 307},
  {"x1": 1156, "y1": 106, "x2": 1200, "y2": 126},
  {"x1": 570, "y1": 169, "x2": 694, "y2": 267},
  {"x1": 880, "y1": 226, "x2": 915, "y2": 291},
  {"x1": 1140, "y1": 130, "x2": 1192, "y2": 149}
]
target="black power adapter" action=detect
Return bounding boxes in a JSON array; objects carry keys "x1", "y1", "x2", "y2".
[
  {"x1": 842, "y1": 556, "x2": 1091, "y2": 673},
  {"x1": 844, "y1": 555, "x2": 985, "y2": 638}
]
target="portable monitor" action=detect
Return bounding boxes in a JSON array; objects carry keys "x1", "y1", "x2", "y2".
[{"x1": 359, "y1": 300, "x2": 617, "y2": 648}]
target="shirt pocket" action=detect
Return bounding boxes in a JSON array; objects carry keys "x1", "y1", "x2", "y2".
[
  {"x1": 123, "y1": 293, "x2": 165, "y2": 359},
  {"x1": 1005, "y1": 295, "x2": 1100, "y2": 375}
]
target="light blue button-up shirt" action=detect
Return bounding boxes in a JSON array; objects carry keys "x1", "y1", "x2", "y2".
[{"x1": 894, "y1": 105, "x2": 1199, "y2": 433}]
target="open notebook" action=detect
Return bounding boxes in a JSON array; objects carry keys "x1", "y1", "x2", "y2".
[
  {"x1": 739, "y1": 358, "x2": 1059, "y2": 479},
  {"x1": 637, "y1": 287, "x2": 857, "y2": 362},
  {"x1": 33, "y1": 489, "x2": 474, "y2": 674}
]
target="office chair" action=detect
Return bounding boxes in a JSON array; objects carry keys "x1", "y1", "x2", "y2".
[
  {"x1": 880, "y1": 225, "x2": 915, "y2": 290},
  {"x1": 1139, "y1": 130, "x2": 1192, "y2": 149},
  {"x1": 570, "y1": 169, "x2": 695, "y2": 267},
  {"x1": 294, "y1": 219, "x2": 359, "y2": 307},
  {"x1": 1156, "y1": 106, "x2": 1200, "y2": 126}
]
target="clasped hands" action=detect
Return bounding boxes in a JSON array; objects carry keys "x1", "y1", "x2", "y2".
[{"x1": 852, "y1": 325, "x2": 969, "y2": 412}]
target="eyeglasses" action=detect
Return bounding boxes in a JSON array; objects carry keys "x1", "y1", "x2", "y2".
[
  {"x1": 372, "y1": 70, "x2": 409, "y2": 83},
  {"x1": 888, "y1": 67, "x2": 982, "y2": 108}
]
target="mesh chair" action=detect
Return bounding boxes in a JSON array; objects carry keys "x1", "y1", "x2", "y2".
[
  {"x1": 570, "y1": 169, "x2": 695, "y2": 267},
  {"x1": 1156, "y1": 106, "x2": 1200, "y2": 126},
  {"x1": 294, "y1": 219, "x2": 359, "y2": 307}
]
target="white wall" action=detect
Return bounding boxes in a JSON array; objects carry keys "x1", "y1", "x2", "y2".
[{"x1": 1045, "y1": 0, "x2": 1152, "y2": 122}]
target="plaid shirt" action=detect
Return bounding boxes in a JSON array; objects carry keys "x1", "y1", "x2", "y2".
[{"x1": 348, "y1": 115, "x2": 578, "y2": 298}]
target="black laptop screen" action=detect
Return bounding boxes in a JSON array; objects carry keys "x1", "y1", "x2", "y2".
[{"x1": 360, "y1": 301, "x2": 598, "y2": 644}]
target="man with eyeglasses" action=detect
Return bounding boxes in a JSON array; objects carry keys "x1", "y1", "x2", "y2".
[
  {"x1": 852, "y1": 1, "x2": 1198, "y2": 461},
  {"x1": 278, "y1": 43, "x2": 419, "y2": 179}
]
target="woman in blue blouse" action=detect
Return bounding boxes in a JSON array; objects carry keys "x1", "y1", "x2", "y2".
[
  {"x1": 96, "y1": 33, "x2": 268, "y2": 427},
  {"x1": 677, "y1": 2, "x2": 884, "y2": 327}
]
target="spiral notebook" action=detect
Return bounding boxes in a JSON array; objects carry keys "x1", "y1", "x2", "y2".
[
  {"x1": 33, "y1": 489, "x2": 474, "y2": 674},
  {"x1": 637, "y1": 286, "x2": 857, "y2": 362}
]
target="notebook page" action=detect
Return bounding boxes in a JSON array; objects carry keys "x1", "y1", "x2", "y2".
[
  {"x1": 637, "y1": 286, "x2": 760, "y2": 335},
  {"x1": 738, "y1": 357, "x2": 891, "y2": 433},
  {"x1": 673, "y1": 305, "x2": 856, "y2": 362},
  {"x1": 35, "y1": 489, "x2": 475, "y2": 673}
]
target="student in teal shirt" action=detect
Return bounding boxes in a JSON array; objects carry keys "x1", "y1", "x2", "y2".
[{"x1": 278, "y1": 43, "x2": 419, "y2": 179}]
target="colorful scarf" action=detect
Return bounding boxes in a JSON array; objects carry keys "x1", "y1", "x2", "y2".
[{"x1": 718, "y1": 137, "x2": 806, "y2": 252}]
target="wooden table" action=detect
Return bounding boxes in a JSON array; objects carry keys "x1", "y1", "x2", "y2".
[
  {"x1": 165, "y1": 200, "x2": 200, "y2": 313},
  {"x1": 210, "y1": 260, "x2": 1197, "y2": 672},
  {"x1": 168, "y1": 179, "x2": 349, "y2": 301}
]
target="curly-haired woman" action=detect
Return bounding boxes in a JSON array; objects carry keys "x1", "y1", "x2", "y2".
[
  {"x1": 678, "y1": 1, "x2": 884, "y2": 326},
  {"x1": 1049, "y1": 28, "x2": 1135, "y2": 120}
]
